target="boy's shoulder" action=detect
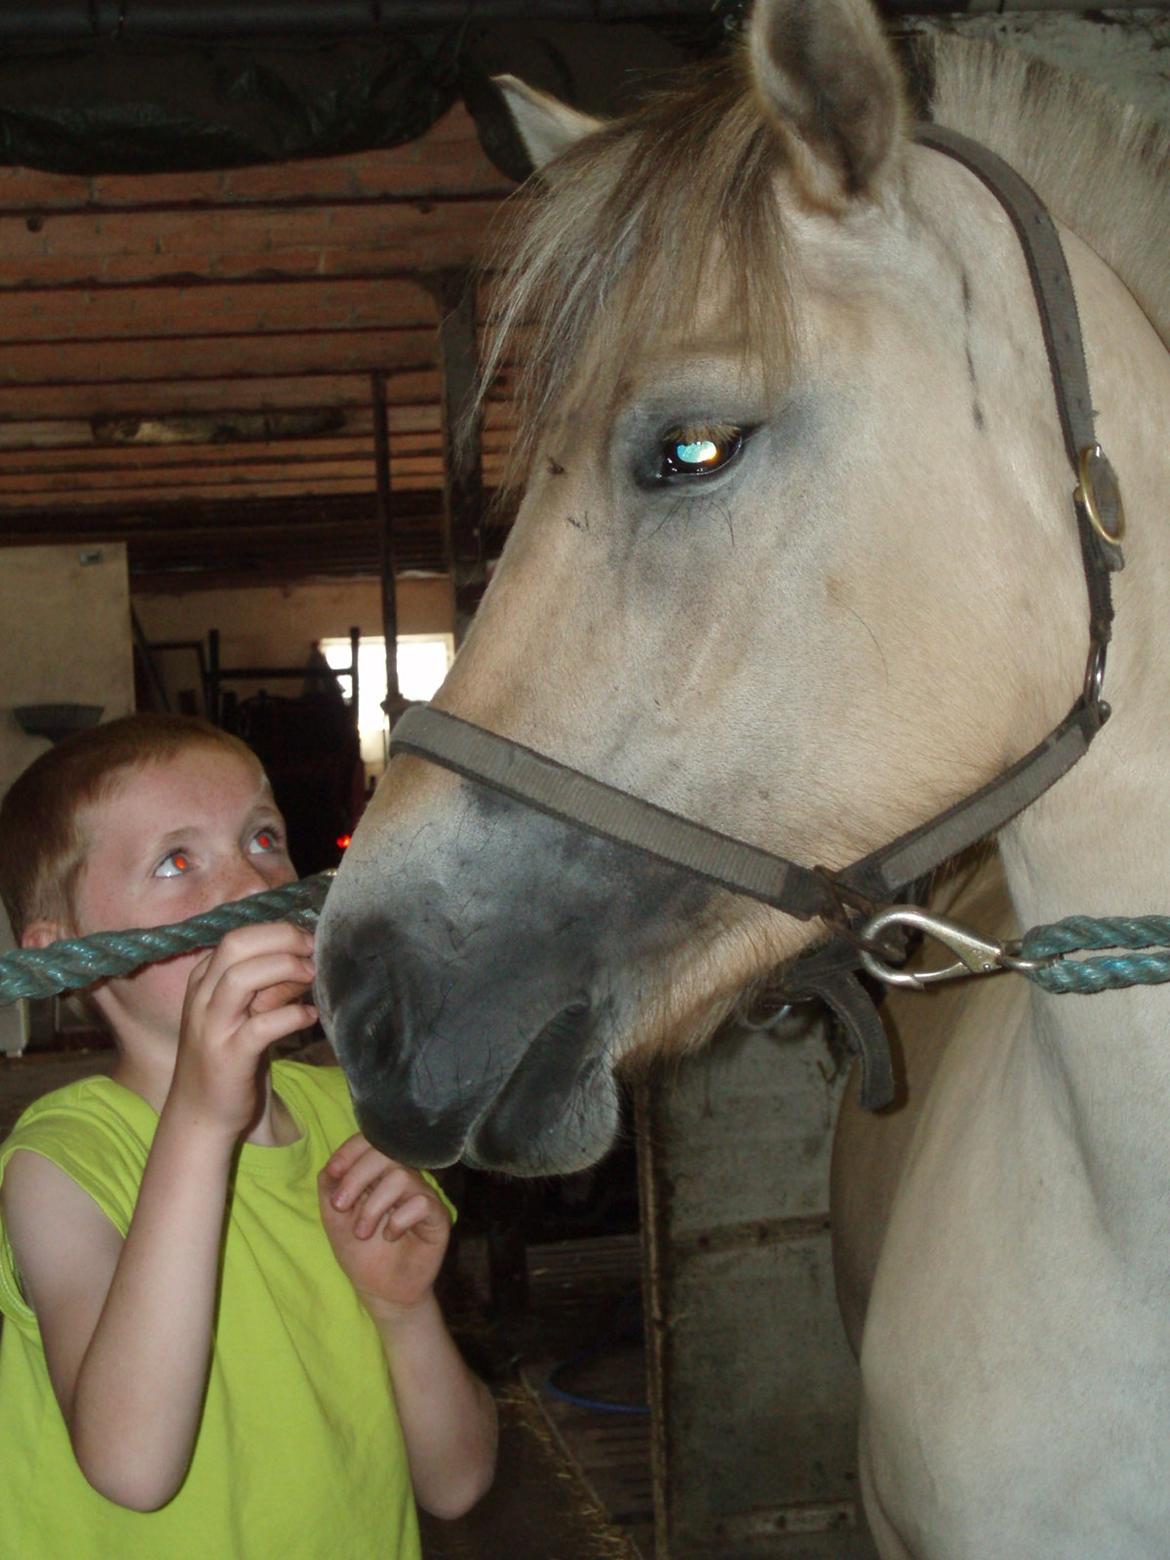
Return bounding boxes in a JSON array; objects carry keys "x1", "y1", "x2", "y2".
[
  {"x1": 0, "y1": 1072, "x2": 149, "y2": 1330},
  {"x1": 1, "y1": 1071, "x2": 151, "y2": 1162}
]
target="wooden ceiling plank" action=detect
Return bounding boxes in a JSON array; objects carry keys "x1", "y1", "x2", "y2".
[
  {"x1": 0, "y1": 491, "x2": 449, "y2": 533},
  {"x1": 0, "y1": 457, "x2": 506, "y2": 505},
  {"x1": 0, "y1": 370, "x2": 450, "y2": 418},
  {"x1": 0, "y1": 277, "x2": 441, "y2": 343},
  {"x1": 0, "y1": 400, "x2": 515, "y2": 447},
  {"x1": 0, "y1": 330, "x2": 440, "y2": 385},
  {"x1": 0, "y1": 428, "x2": 513, "y2": 471},
  {"x1": 0, "y1": 205, "x2": 505, "y2": 289}
]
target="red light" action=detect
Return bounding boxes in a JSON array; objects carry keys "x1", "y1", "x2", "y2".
[{"x1": 336, "y1": 835, "x2": 352, "y2": 850}]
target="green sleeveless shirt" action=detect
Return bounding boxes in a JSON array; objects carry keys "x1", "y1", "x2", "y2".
[{"x1": 0, "y1": 1061, "x2": 424, "y2": 1559}]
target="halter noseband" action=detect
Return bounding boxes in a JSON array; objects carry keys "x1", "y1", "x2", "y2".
[{"x1": 390, "y1": 126, "x2": 1126, "y2": 1111}]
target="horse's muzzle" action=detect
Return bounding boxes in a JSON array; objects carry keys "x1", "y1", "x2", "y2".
[{"x1": 313, "y1": 778, "x2": 715, "y2": 1173}]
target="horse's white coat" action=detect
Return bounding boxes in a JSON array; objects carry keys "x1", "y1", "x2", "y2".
[
  {"x1": 496, "y1": 23, "x2": 1170, "y2": 1551},
  {"x1": 326, "y1": 1, "x2": 1170, "y2": 1548}
]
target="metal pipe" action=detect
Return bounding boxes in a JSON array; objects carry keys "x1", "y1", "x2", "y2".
[
  {"x1": 348, "y1": 624, "x2": 361, "y2": 737},
  {"x1": 2, "y1": 0, "x2": 1165, "y2": 37},
  {"x1": 371, "y1": 371, "x2": 401, "y2": 715},
  {"x1": 130, "y1": 608, "x2": 171, "y2": 713},
  {"x1": 207, "y1": 628, "x2": 220, "y2": 726}
]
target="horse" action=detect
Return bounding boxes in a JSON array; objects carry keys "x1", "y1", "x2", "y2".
[{"x1": 315, "y1": 0, "x2": 1170, "y2": 1551}]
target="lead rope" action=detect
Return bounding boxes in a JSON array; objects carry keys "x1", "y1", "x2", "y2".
[
  {"x1": 0, "y1": 873, "x2": 333, "y2": 1004},
  {"x1": 0, "y1": 873, "x2": 1169, "y2": 1008},
  {"x1": 1020, "y1": 917, "x2": 1170, "y2": 994}
]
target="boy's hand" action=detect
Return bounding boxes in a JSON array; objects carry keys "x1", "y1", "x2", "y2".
[
  {"x1": 168, "y1": 922, "x2": 317, "y2": 1140},
  {"x1": 318, "y1": 1135, "x2": 450, "y2": 1319}
]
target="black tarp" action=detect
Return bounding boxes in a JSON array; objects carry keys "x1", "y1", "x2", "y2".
[
  {"x1": 0, "y1": 16, "x2": 717, "y2": 177},
  {"x1": 0, "y1": 35, "x2": 462, "y2": 174}
]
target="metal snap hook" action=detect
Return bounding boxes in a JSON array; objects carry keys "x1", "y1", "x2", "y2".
[{"x1": 858, "y1": 905, "x2": 1014, "y2": 990}]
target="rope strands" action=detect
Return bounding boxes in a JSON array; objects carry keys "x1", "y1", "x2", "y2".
[
  {"x1": 1019, "y1": 915, "x2": 1170, "y2": 994},
  {"x1": 0, "y1": 872, "x2": 333, "y2": 1005},
  {"x1": 3, "y1": 872, "x2": 1170, "y2": 1007}
]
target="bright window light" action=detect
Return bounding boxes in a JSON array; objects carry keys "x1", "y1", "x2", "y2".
[{"x1": 321, "y1": 634, "x2": 453, "y2": 779}]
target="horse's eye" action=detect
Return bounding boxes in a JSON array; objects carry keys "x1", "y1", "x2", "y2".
[{"x1": 659, "y1": 425, "x2": 744, "y2": 481}]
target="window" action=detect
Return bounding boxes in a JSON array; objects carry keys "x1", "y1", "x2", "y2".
[{"x1": 321, "y1": 633, "x2": 453, "y2": 781}]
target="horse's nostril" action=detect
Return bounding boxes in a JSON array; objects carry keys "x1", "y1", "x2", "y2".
[{"x1": 532, "y1": 998, "x2": 592, "y2": 1048}]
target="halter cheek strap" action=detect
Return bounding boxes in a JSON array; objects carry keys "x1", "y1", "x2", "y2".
[{"x1": 389, "y1": 126, "x2": 1125, "y2": 1112}]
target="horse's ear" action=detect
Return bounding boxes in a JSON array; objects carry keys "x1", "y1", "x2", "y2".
[
  {"x1": 747, "y1": 0, "x2": 906, "y2": 206},
  {"x1": 492, "y1": 75, "x2": 605, "y2": 172}
]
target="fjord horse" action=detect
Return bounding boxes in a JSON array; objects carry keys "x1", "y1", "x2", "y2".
[{"x1": 317, "y1": 3, "x2": 1170, "y2": 1550}]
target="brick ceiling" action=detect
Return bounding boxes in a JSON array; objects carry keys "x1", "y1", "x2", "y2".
[{"x1": 0, "y1": 102, "x2": 518, "y2": 591}]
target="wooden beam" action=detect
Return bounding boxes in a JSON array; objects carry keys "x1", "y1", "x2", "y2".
[
  {"x1": 0, "y1": 457, "x2": 507, "y2": 505},
  {"x1": 0, "y1": 278, "x2": 439, "y2": 344},
  {"x1": 0, "y1": 207, "x2": 507, "y2": 290},
  {"x1": 0, "y1": 369, "x2": 446, "y2": 419},
  {"x1": 0, "y1": 429, "x2": 514, "y2": 471},
  {"x1": 0, "y1": 403, "x2": 517, "y2": 449},
  {"x1": 0, "y1": 328, "x2": 439, "y2": 386}
]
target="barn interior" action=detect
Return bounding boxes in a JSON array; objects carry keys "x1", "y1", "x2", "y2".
[{"x1": 1, "y1": 4, "x2": 1168, "y2": 1557}]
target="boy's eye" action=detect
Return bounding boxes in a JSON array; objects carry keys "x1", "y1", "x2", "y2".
[
  {"x1": 155, "y1": 850, "x2": 192, "y2": 879},
  {"x1": 249, "y1": 828, "x2": 282, "y2": 855}
]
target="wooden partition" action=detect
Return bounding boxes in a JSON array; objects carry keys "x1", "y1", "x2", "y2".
[{"x1": 636, "y1": 1016, "x2": 878, "y2": 1559}]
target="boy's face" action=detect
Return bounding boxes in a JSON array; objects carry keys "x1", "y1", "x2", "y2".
[{"x1": 68, "y1": 745, "x2": 296, "y2": 1046}]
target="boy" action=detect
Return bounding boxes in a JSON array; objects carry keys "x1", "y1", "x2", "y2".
[{"x1": 0, "y1": 714, "x2": 496, "y2": 1557}]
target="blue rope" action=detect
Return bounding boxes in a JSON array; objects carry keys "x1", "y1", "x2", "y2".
[
  {"x1": 4, "y1": 875, "x2": 1170, "y2": 1007},
  {"x1": 1019, "y1": 915, "x2": 1170, "y2": 994},
  {"x1": 0, "y1": 873, "x2": 333, "y2": 1005}
]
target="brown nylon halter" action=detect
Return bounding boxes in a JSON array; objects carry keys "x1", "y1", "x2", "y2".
[{"x1": 389, "y1": 125, "x2": 1127, "y2": 1110}]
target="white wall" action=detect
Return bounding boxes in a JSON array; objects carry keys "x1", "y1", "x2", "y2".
[
  {"x1": 0, "y1": 543, "x2": 134, "y2": 801},
  {"x1": 0, "y1": 542, "x2": 134, "y2": 1053}
]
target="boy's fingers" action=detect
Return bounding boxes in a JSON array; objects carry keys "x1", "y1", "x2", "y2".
[
  {"x1": 383, "y1": 1192, "x2": 446, "y2": 1243},
  {"x1": 248, "y1": 976, "x2": 317, "y2": 1017},
  {"x1": 202, "y1": 922, "x2": 315, "y2": 984},
  {"x1": 240, "y1": 1001, "x2": 318, "y2": 1052},
  {"x1": 350, "y1": 1168, "x2": 416, "y2": 1235},
  {"x1": 202, "y1": 951, "x2": 316, "y2": 1030},
  {"x1": 329, "y1": 1152, "x2": 406, "y2": 1212}
]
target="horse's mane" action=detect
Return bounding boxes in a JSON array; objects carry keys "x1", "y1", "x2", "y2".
[
  {"x1": 481, "y1": 34, "x2": 1170, "y2": 488},
  {"x1": 926, "y1": 34, "x2": 1170, "y2": 353},
  {"x1": 480, "y1": 58, "x2": 793, "y2": 490}
]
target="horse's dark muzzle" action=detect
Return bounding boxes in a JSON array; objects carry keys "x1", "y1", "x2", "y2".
[{"x1": 314, "y1": 780, "x2": 717, "y2": 1171}]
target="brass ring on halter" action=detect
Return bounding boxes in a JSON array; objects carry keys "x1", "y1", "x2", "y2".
[{"x1": 1075, "y1": 443, "x2": 1126, "y2": 545}]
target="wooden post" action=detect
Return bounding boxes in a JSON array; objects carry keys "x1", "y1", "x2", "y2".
[
  {"x1": 636, "y1": 1016, "x2": 877, "y2": 1558},
  {"x1": 371, "y1": 371, "x2": 401, "y2": 715},
  {"x1": 433, "y1": 268, "x2": 486, "y2": 645}
]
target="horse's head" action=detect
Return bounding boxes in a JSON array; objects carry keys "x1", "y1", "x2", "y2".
[{"x1": 316, "y1": 0, "x2": 1090, "y2": 1172}]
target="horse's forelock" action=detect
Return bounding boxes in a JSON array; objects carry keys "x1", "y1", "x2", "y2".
[{"x1": 478, "y1": 58, "x2": 796, "y2": 493}]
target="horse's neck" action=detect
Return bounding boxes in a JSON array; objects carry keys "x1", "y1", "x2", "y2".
[{"x1": 997, "y1": 225, "x2": 1170, "y2": 1236}]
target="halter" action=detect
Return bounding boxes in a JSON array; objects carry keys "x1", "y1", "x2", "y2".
[{"x1": 390, "y1": 126, "x2": 1126, "y2": 1110}]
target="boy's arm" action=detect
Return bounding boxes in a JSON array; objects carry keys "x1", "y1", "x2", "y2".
[
  {"x1": 319, "y1": 1140, "x2": 497, "y2": 1519},
  {"x1": 375, "y1": 1295, "x2": 498, "y2": 1520},
  {"x1": 2, "y1": 922, "x2": 316, "y2": 1512},
  {"x1": 3, "y1": 1123, "x2": 238, "y2": 1511}
]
